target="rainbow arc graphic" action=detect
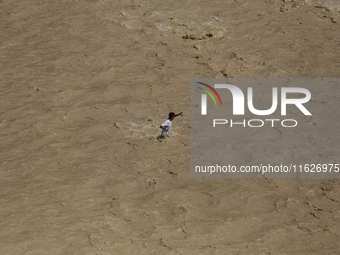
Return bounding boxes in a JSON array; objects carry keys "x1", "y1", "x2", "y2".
[{"x1": 196, "y1": 82, "x2": 222, "y2": 106}]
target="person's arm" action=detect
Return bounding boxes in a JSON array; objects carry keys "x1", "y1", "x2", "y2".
[
  {"x1": 174, "y1": 112, "x2": 182, "y2": 117},
  {"x1": 160, "y1": 125, "x2": 168, "y2": 131}
]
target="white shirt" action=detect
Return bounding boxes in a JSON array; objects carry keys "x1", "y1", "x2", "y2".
[{"x1": 161, "y1": 119, "x2": 172, "y2": 137}]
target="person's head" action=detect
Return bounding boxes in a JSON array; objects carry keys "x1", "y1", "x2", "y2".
[{"x1": 168, "y1": 112, "x2": 175, "y2": 120}]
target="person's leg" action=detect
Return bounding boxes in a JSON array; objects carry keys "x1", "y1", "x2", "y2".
[{"x1": 157, "y1": 135, "x2": 166, "y2": 142}]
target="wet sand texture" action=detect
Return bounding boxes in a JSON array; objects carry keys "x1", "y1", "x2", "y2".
[{"x1": 0, "y1": 0, "x2": 340, "y2": 254}]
